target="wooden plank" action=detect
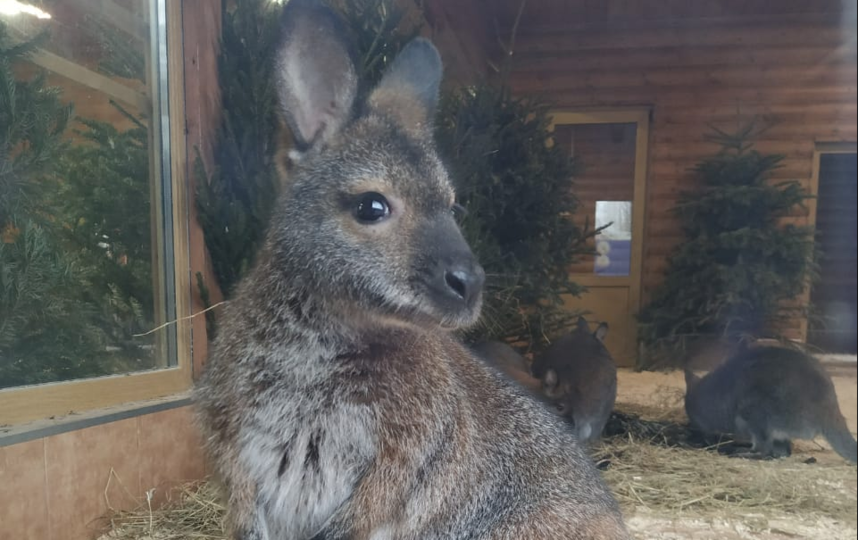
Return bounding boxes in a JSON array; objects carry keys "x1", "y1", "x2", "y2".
[
  {"x1": 168, "y1": 0, "x2": 193, "y2": 378},
  {"x1": 648, "y1": 162, "x2": 815, "y2": 180},
  {"x1": 29, "y1": 49, "x2": 150, "y2": 112},
  {"x1": 64, "y1": 0, "x2": 149, "y2": 42},
  {"x1": 513, "y1": 44, "x2": 857, "y2": 73},
  {"x1": 182, "y1": 0, "x2": 223, "y2": 377},
  {"x1": 512, "y1": 64, "x2": 857, "y2": 94},
  {"x1": 515, "y1": 19, "x2": 853, "y2": 53},
  {"x1": 513, "y1": 11, "x2": 849, "y2": 37},
  {"x1": 652, "y1": 101, "x2": 858, "y2": 118},
  {"x1": 0, "y1": 369, "x2": 191, "y2": 426}
]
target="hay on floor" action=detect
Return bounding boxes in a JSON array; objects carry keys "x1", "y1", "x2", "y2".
[
  {"x1": 598, "y1": 434, "x2": 857, "y2": 524},
  {"x1": 101, "y1": 411, "x2": 857, "y2": 539},
  {"x1": 99, "y1": 481, "x2": 226, "y2": 540}
]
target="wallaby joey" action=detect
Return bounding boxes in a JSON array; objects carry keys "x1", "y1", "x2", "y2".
[
  {"x1": 685, "y1": 344, "x2": 857, "y2": 463},
  {"x1": 470, "y1": 340, "x2": 557, "y2": 410},
  {"x1": 531, "y1": 317, "x2": 618, "y2": 446},
  {"x1": 194, "y1": 1, "x2": 629, "y2": 539}
]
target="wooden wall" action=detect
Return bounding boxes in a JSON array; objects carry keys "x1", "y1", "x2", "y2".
[
  {"x1": 508, "y1": 10, "x2": 858, "y2": 339},
  {"x1": 182, "y1": 0, "x2": 223, "y2": 376},
  {"x1": 0, "y1": 405, "x2": 205, "y2": 540}
]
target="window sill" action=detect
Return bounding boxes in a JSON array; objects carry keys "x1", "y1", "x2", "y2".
[{"x1": 0, "y1": 392, "x2": 192, "y2": 448}]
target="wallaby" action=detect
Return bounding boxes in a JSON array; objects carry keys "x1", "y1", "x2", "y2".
[
  {"x1": 685, "y1": 343, "x2": 857, "y2": 463},
  {"x1": 194, "y1": 2, "x2": 629, "y2": 539},
  {"x1": 470, "y1": 340, "x2": 558, "y2": 411},
  {"x1": 531, "y1": 317, "x2": 618, "y2": 446}
]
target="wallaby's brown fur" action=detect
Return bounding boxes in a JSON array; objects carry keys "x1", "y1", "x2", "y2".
[
  {"x1": 194, "y1": 1, "x2": 628, "y2": 539},
  {"x1": 685, "y1": 342, "x2": 857, "y2": 463},
  {"x1": 470, "y1": 340, "x2": 558, "y2": 411},
  {"x1": 531, "y1": 317, "x2": 618, "y2": 446}
]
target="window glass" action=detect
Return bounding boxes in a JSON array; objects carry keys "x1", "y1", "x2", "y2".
[
  {"x1": 553, "y1": 122, "x2": 637, "y2": 276},
  {"x1": 0, "y1": 0, "x2": 175, "y2": 390}
]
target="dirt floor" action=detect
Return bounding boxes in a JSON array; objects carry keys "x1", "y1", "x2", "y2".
[{"x1": 614, "y1": 365, "x2": 858, "y2": 540}]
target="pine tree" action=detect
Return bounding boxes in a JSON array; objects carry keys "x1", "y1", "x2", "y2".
[
  {"x1": 637, "y1": 125, "x2": 816, "y2": 368},
  {"x1": 194, "y1": 0, "x2": 284, "y2": 299},
  {"x1": 1, "y1": 21, "x2": 157, "y2": 388},
  {"x1": 437, "y1": 84, "x2": 594, "y2": 352},
  {"x1": 0, "y1": 22, "x2": 111, "y2": 388},
  {"x1": 333, "y1": 0, "x2": 419, "y2": 87},
  {"x1": 56, "y1": 110, "x2": 155, "y2": 365}
]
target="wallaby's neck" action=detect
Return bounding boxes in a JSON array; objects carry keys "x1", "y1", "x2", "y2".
[{"x1": 236, "y1": 250, "x2": 380, "y2": 357}]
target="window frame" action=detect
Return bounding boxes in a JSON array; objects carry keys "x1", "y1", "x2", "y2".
[
  {"x1": 799, "y1": 141, "x2": 858, "y2": 342},
  {"x1": 0, "y1": 0, "x2": 193, "y2": 427}
]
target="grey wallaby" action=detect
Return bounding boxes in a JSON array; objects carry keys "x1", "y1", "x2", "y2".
[
  {"x1": 684, "y1": 342, "x2": 857, "y2": 463},
  {"x1": 193, "y1": 1, "x2": 629, "y2": 539},
  {"x1": 531, "y1": 317, "x2": 618, "y2": 446}
]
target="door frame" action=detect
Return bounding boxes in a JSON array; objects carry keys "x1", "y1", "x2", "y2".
[
  {"x1": 802, "y1": 141, "x2": 858, "y2": 342},
  {"x1": 547, "y1": 109, "x2": 651, "y2": 325}
]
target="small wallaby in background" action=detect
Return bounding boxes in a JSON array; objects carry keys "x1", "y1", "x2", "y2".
[
  {"x1": 531, "y1": 317, "x2": 618, "y2": 446},
  {"x1": 685, "y1": 343, "x2": 857, "y2": 463},
  {"x1": 194, "y1": 1, "x2": 629, "y2": 539},
  {"x1": 470, "y1": 340, "x2": 556, "y2": 410}
]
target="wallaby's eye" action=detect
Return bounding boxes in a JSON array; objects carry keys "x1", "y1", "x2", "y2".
[
  {"x1": 355, "y1": 192, "x2": 391, "y2": 223},
  {"x1": 451, "y1": 203, "x2": 467, "y2": 222}
]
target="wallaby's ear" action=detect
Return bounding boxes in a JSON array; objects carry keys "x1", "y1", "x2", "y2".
[
  {"x1": 368, "y1": 38, "x2": 442, "y2": 128},
  {"x1": 275, "y1": 0, "x2": 357, "y2": 151},
  {"x1": 594, "y1": 323, "x2": 609, "y2": 342},
  {"x1": 576, "y1": 316, "x2": 590, "y2": 333}
]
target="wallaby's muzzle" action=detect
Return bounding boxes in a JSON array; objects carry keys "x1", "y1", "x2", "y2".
[
  {"x1": 429, "y1": 254, "x2": 484, "y2": 310},
  {"x1": 417, "y1": 217, "x2": 485, "y2": 322}
]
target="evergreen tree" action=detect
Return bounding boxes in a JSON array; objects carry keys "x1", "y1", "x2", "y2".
[
  {"x1": 333, "y1": 0, "x2": 419, "y2": 87},
  {"x1": 56, "y1": 111, "x2": 155, "y2": 365},
  {"x1": 0, "y1": 26, "x2": 69, "y2": 229},
  {"x1": 0, "y1": 22, "x2": 110, "y2": 388},
  {"x1": 437, "y1": 85, "x2": 594, "y2": 351},
  {"x1": 637, "y1": 125, "x2": 816, "y2": 368},
  {"x1": 1, "y1": 21, "x2": 156, "y2": 388},
  {"x1": 194, "y1": 0, "x2": 283, "y2": 299}
]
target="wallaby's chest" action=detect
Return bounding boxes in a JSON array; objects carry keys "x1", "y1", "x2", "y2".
[{"x1": 239, "y1": 380, "x2": 378, "y2": 539}]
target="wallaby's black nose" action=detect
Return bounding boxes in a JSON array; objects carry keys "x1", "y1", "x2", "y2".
[
  {"x1": 441, "y1": 264, "x2": 485, "y2": 307},
  {"x1": 445, "y1": 270, "x2": 468, "y2": 299}
]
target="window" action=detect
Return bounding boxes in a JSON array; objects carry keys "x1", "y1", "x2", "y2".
[
  {"x1": 807, "y1": 144, "x2": 858, "y2": 354},
  {"x1": 0, "y1": 0, "x2": 190, "y2": 426},
  {"x1": 594, "y1": 200, "x2": 633, "y2": 277}
]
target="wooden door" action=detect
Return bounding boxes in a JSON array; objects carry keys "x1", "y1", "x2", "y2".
[{"x1": 550, "y1": 111, "x2": 650, "y2": 367}]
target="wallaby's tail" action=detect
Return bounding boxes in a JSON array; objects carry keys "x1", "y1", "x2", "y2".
[{"x1": 822, "y1": 410, "x2": 858, "y2": 464}]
